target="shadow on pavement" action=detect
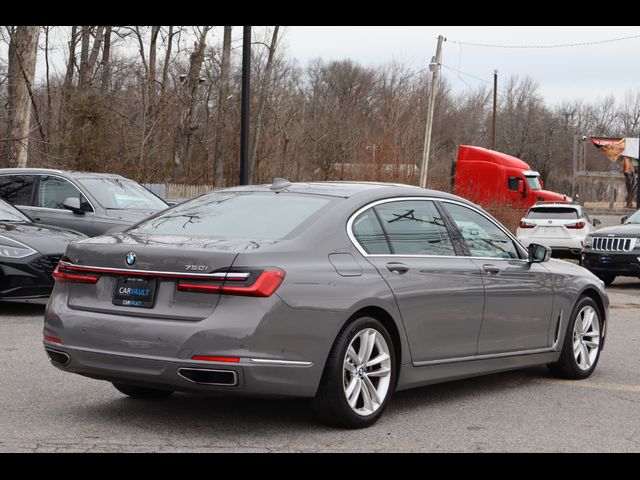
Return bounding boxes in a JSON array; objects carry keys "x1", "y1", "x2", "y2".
[
  {"x1": 0, "y1": 302, "x2": 46, "y2": 317},
  {"x1": 73, "y1": 366, "x2": 552, "y2": 433}
]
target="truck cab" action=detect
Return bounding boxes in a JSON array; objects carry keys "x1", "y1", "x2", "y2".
[{"x1": 453, "y1": 145, "x2": 568, "y2": 210}]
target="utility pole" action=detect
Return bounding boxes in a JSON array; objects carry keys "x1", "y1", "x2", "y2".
[
  {"x1": 239, "y1": 26, "x2": 251, "y2": 186},
  {"x1": 636, "y1": 140, "x2": 640, "y2": 208},
  {"x1": 419, "y1": 35, "x2": 445, "y2": 189},
  {"x1": 572, "y1": 134, "x2": 582, "y2": 201},
  {"x1": 491, "y1": 69, "x2": 498, "y2": 150}
]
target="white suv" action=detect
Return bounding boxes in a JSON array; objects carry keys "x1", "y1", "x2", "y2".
[{"x1": 516, "y1": 203, "x2": 600, "y2": 259}]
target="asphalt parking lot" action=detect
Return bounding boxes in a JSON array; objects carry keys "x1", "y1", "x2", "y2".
[{"x1": 0, "y1": 276, "x2": 638, "y2": 453}]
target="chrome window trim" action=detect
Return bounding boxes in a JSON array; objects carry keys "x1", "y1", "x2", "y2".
[
  {"x1": 32, "y1": 173, "x2": 97, "y2": 214},
  {"x1": 347, "y1": 196, "x2": 528, "y2": 261}
]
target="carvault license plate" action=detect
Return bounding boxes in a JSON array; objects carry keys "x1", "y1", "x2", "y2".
[
  {"x1": 600, "y1": 255, "x2": 613, "y2": 264},
  {"x1": 113, "y1": 277, "x2": 157, "y2": 308}
]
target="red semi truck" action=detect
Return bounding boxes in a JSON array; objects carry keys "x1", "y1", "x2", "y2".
[{"x1": 453, "y1": 145, "x2": 568, "y2": 210}]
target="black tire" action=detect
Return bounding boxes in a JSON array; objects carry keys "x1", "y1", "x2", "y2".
[
  {"x1": 312, "y1": 316, "x2": 396, "y2": 429},
  {"x1": 547, "y1": 297, "x2": 603, "y2": 380},
  {"x1": 112, "y1": 383, "x2": 174, "y2": 399},
  {"x1": 598, "y1": 274, "x2": 615, "y2": 286}
]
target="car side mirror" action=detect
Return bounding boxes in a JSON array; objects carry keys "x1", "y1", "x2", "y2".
[
  {"x1": 62, "y1": 197, "x2": 85, "y2": 215},
  {"x1": 539, "y1": 179, "x2": 545, "y2": 189},
  {"x1": 593, "y1": 218, "x2": 601, "y2": 227},
  {"x1": 528, "y1": 243, "x2": 551, "y2": 263},
  {"x1": 621, "y1": 215, "x2": 628, "y2": 224}
]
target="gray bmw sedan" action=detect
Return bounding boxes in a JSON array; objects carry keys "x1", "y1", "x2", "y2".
[{"x1": 43, "y1": 181, "x2": 609, "y2": 428}]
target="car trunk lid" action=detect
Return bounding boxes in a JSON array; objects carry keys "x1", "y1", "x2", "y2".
[{"x1": 61, "y1": 233, "x2": 272, "y2": 319}]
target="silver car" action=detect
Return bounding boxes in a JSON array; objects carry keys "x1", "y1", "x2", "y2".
[
  {"x1": 43, "y1": 181, "x2": 609, "y2": 428},
  {"x1": 0, "y1": 168, "x2": 169, "y2": 236}
]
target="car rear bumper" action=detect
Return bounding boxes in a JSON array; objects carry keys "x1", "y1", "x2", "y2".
[
  {"x1": 581, "y1": 251, "x2": 640, "y2": 277},
  {"x1": 518, "y1": 237, "x2": 584, "y2": 257},
  {"x1": 44, "y1": 342, "x2": 318, "y2": 397},
  {"x1": 43, "y1": 289, "x2": 343, "y2": 398}
]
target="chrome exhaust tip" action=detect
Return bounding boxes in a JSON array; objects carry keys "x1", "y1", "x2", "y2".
[
  {"x1": 45, "y1": 348, "x2": 70, "y2": 366},
  {"x1": 177, "y1": 368, "x2": 238, "y2": 386}
]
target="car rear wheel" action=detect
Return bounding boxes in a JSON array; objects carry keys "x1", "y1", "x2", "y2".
[
  {"x1": 112, "y1": 383, "x2": 174, "y2": 399},
  {"x1": 547, "y1": 297, "x2": 602, "y2": 379},
  {"x1": 312, "y1": 316, "x2": 396, "y2": 429},
  {"x1": 598, "y1": 274, "x2": 615, "y2": 286}
]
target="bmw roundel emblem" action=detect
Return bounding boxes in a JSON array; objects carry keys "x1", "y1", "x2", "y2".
[{"x1": 125, "y1": 252, "x2": 137, "y2": 266}]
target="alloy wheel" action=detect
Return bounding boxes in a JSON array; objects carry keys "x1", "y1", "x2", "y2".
[
  {"x1": 342, "y1": 328, "x2": 392, "y2": 416},
  {"x1": 572, "y1": 305, "x2": 600, "y2": 371}
]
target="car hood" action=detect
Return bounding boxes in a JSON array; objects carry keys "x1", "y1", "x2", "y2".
[
  {"x1": 0, "y1": 222, "x2": 87, "y2": 256},
  {"x1": 104, "y1": 208, "x2": 165, "y2": 223},
  {"x1": 592, "y1": 224, "x2": 640, "y2": 236}
]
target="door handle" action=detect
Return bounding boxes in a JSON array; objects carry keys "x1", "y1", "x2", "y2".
[
  {"x1": 482, "y1": 264, "x2": 501, "y2": 274},
  {"x1": 33, "y1": 217, "x2": 41, "y2": 222},
  {"x1": 386, "y1": 262, "x2": 409, "y2": 274}
]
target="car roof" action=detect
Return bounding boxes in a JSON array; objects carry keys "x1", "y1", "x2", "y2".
[
  {"x1": 529, "y1": 203, "x2": 581, "y2": 210},
  {"x1": 214, "y1": 181, "x2": 472, "y2": 203},
  {"x1": 0, "y1": 168, "x2": 127, "y2": 180}
]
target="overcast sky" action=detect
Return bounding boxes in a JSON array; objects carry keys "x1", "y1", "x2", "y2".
[
  {"x1": 9, "y1": 26, "x2": 640, "y2": 107},
  {"x1": 278, "y1": 26, "x2": 640, "y2": 105}
]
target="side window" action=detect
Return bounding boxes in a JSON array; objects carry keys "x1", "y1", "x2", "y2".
[
  {"x1": 351, "y1": 209, "x2": 391, "y2": 254},
  {"x1": 373, "y1": 200, "x2": 455, "y2": 256},
  {"x1": 36, "y1": 176, "x2": 92, "y2": 212},
  {"x1": 0, "y1": 175, "x2": 35, "y2": 205},
  {"x1": 444, "y1": 203, "x2": 520, "y2": 259},
  {"x1": 507, "y1": 177, "x2": 520, "y2": 191}
]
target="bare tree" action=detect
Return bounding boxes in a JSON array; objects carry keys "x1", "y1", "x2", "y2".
[
  {"x1": 175, "y1": 26, "x2": 211, "y2": 177},
  {"x1": 4, "y1": 26, "x2": 39, "y2": 167},
  {"x1": 213, "y1": 26, "x2": 232, "y2": 188},
  {"x1": 248, "y1": 26, "x2": 279, "y2": 183},
  {"x1": 100, "y1": 26, "x2": 112, "y2": 91}
]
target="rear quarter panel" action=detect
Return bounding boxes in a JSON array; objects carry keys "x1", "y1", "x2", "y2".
[{"x1": 232, "y1": 217, "x2": 413, "y2": 369}]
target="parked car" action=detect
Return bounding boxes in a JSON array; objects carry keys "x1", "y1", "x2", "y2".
[
  {"x1": 516, "y1": 202, "x2": 600, "y2": 259},
  {"x1": 43, "y1": 181, "x2": 608, "y2": 428},
  {"x1": 0, "y1": 198, "x2": 86, "y2": 303},
  {"x1": 453, "y1": 145, "x2": 569, "y2": 211},
  {"x1": 0, "y1": 169, "x2": 169, "y2": 237},
  {"x1": 581, "y1": 208, "x2": 640, "y2": 285}
]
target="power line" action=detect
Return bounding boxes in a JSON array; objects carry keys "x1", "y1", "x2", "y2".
[
  {"x1": 450, "y1": 34, "x2": 640, "y2": 49},
  {"x1": 441, "y1": 64, "x2": 492, "y2": 85}
]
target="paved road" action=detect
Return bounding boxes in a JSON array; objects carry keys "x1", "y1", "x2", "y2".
[{"x1": 1, "y1": 278, "x2": 639, "y2": 452}]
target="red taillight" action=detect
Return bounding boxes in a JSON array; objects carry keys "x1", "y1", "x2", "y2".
[
  {"x1": 191, "y1": 355, "x2": 240, "y2": 363},
  {"x1": 566, "y1": 221, "x2": 586, "y2": 229},
  {"x1": 519, "y1": 219, "x2": 535, "y2": 229},
  {"x1": 177, "y1": 268, "x2": 285, "y2": 297},
  {"x1": 43, "y1": 335, "x2": 62, "y2": 344},
  {"x1": 53, "y1": 264, "x2": 99, "y2": 284}
]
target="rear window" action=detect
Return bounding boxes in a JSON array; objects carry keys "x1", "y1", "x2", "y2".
[
  {"x1": 526, "y1": 207, "x2": 578, "y2": 220},
  {"x1": 129, "y1": 192, "x2": 332, "y2": 240}
]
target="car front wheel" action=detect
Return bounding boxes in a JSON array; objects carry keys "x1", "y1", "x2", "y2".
[
  {"x1": 312, "y1": 316, "x2": 396, "y2": 428},
  {"x1": 547, "y1": 297, "x2": 602, "y2": 379}
]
